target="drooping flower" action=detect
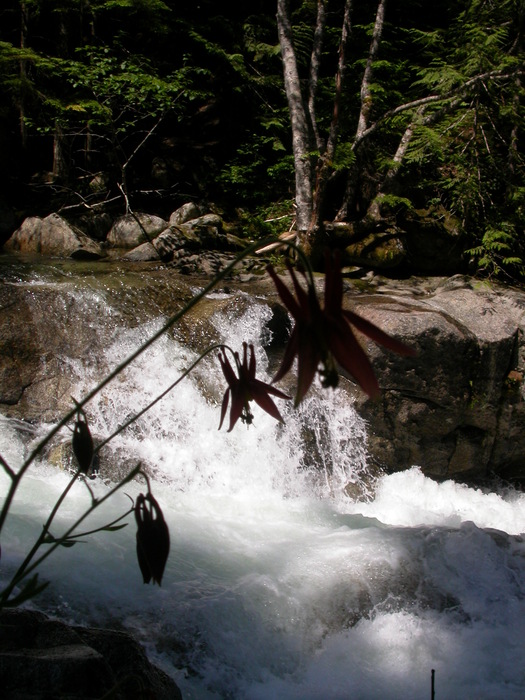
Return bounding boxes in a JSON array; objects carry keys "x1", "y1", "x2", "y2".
[
  {"x1": 72, "y1": 410, "x2": 94, "y2": 474},
  {"x1": 218, "y1": 342, "x2": 291, "y2": 432},
  {"x1": 135, "y1": 492, "x2": 170, "y2": 586},
  {"x1": 267, "y1": 249, "x2": 416, "y2": 404}
]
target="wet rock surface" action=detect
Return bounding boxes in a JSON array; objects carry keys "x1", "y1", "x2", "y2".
[
  {"x1": 1, "y1": 253, "x2": 525, "y2": 483},
  {"x1": 0, "y1": 608, "x2": 182, "y2": 700}
]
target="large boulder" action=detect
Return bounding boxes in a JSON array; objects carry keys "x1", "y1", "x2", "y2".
[
  {"x1": 0, "y1": 264, "x2": 195, "y2": 422},
  {"x1": 178, "y1": 213, "x2": 226, "y2": 247},
  {"x1": 325, "y1": 205, "x2": 465, "y2": 275},
  {"x1": 2, "y1": 258, "x2": 525, "y2": 483},
  {"x1": 0, "y1": 609, "x2": 182, "y2": 700},
  {"x1": 3, "y1": 214, "x2": 103, "y2": 260},
  {"x1": 346, "y1": 276, "x2": 525, "y2": 481},
  {"x1": 169, "y1": 201, "x2": 207, "y2": 226},
  {"x1": 122, "y1": 213, "x2": 239, "y2": 264},
  {"x1": 106, "y1": 213, "x2": 168, "y2": 249},
  {"x1": 123, "y1": 224, "x2": 197, "y2": 262}
]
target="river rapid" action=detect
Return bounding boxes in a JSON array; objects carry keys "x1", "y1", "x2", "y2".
[{"x1": 1, "y1": 260, "x2": 525, "y2": 699}]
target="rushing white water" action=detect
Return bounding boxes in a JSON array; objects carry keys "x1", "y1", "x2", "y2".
[{"x1": 2, "y1": 277, "x2": 525, "y2": 700}]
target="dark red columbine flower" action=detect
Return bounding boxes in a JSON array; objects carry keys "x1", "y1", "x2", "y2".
[
  {"x1": 267, "y1": 249, "x2": 416, "y2": 404},
  {"x1": 135, "y1": 492, "x2": 170, "y2": 586},
  {"x1": 218, "y1": 342, "x2": 291, "y2": 432}
]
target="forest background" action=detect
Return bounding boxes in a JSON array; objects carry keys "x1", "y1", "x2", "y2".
[{"x1": 0, "y1": 0, "x2": 523, "y2": 279}]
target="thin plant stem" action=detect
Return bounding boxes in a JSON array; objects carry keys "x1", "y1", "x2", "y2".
[
  {"x1": 95, "y1": 343, "x2": 231, "y2": 453},
  {"x1": 0, "y1": 235, "x2": 305, "y2": 606},
  {"x1": 1, "y1": 463, "x2": 143, "y2": 603},
  {"x1": 0, "y1": 236, "x2": 282, "y2": 536},
  {"x1": 2, "y1": 469, "x2": 81, "y2": 601},
  {"x1": 65, "y1": 507, "x2": 133, "y2": 541},
  {"x1": 0, "y1": 454, "x2": 15, "y2": 479}
]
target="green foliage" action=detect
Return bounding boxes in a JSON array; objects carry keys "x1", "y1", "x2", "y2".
[
  {"x1": 382, "y1": 0, "x2": 525, "y2": 280},
  {"x1": 64, "y1": 46, "x2": 189, "y2": 126},
  {"x1": 332, "y1": 142, "x2": 356, "y2": 171},
  {"x1": 467, "y1": 223, "x2": 525, "y2": 280},
  {"x1": 239, "y1": 200, "x2": 296, "y2": 241},
  {"x1": 217, "y1": 96, "x2": 293, "y2": 205},
  {"x1": 218, "y1": 139, "x2": 293, "y2": 205},
  {"x1": 0, "y1": 0, "x2": 523, "y2": 278},
  {"x1": 243, "y1": 21, "x2": 281, "y2": 63},
  {"x1": 376, "y1": 193, "x2": 413, "y2": 216}
]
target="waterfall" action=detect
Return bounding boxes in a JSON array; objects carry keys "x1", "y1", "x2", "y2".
[{"x1": 2, "y1": 265, "x2": 525, "y2": 699}]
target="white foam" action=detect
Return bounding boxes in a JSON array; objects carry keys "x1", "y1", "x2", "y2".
[
  {"x1": 2, "y1": 298, "x2": 525, "y2": 699},
  {"x1": 349, "y1": 466, "x2": 525, "y2": 534}
]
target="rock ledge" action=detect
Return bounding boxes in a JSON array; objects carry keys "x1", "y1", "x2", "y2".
[{"x1": 0, "y1": 609, "x2": 182, "y2": 700}]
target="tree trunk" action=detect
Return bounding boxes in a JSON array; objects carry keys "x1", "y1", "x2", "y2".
[
  {"x1": 276, "y1": 0, "x2": 314, "y2": 236},
  {"x1": 310, "y1": 0, "x2": 353, "y2": 234},
  {"x1": 337, "y1": 0, "x2": 387, "y2": 221},
  {"x1": 307, "y1": 1, "x2": 326, "y2": 153},
  {"x1": 52, "y1": 121, "x2": 69, "y2": 182},
  {"x1": 19, "y1": 1, "x2": 29, "y2": 150},
  {"x1": 277, "y1": 0, "x2": 357, "y2": 261},
  {"x1": 356, "y1": 0, "x2": 387, "y2": 140}
]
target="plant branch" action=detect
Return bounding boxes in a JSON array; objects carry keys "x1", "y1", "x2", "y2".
[
  {"x1": 0, "y1": 463, "x2": 143, "y2": 604},
  {"x1": 0, "y1": 454, "x2": 15, "y2": 479},
  {"x1": 355, "y1": 68, "x2": 524, "y2": 150},
  {"x1": 0, "y1": 236, "x2": 277, "y2": 537},
  {"x1": 95, "y1": 343, "x2": 229, "y2": 452}
]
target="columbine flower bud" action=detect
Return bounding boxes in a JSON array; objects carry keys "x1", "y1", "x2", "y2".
[
  {"x1": 72, "y1": 411, "x2": 94, "y2": 475},
  {"x1": 135, "y1": 493, "x2": 170, "y2": 586}
]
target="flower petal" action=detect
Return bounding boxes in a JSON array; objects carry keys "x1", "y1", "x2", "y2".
[
  {"x1": 286, "y1": 261, "x2": 311, "y2": 315},
  {"x1": 324, "y1": 249, "x2": 343, "y2": 316},
  {"x1": 259, "y1": 383, "x2": 291, "y2": 400},
  {"x1": 328, "y1": 320, "x2": 380, "y2": 398},
  {"x1": 295, "y1": 331, "x2": 321, "y2": 405},
  {"x1": 218, "y1": 350, "x2": 238, "y2": 386},
  {"x1": 267, "y1": 265, "x2": 303, "y2": 319},
  {"x1": 72, "y1": 414, "x2": 94, "y2": 474},
  {"x1": 246, "y1": 343, "x2": 257, "y2": 380},
  {"x1": 250, "y1": 382, "x2": 287, "y2": 423},
  {"x1": 272, "y1": 326, "x2": 300, "y2": 384},
  {"x1": 342, "y1": 309, "x2": 416, "y2": 356},
  {"x1": 218, "y1": 388, "x2": 230, "y2": 430},
  {"x1": 227, "y1": 385, "x2": 246, "y2": 432},
  {"x1": 135, "y1": 493, "x2": 170, "y2": 586}
]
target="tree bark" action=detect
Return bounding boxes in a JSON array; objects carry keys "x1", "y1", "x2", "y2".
[
  {"x1": 52, "y1": 121, "x2": 69, "y2": 182},
  {"x1": 309, "y1": 0, "x2": 353, "y2": 234},
  {"x1": 307, "y1": 1, "x2": 326, "y2": 153},
  {"x1": 19, "y1": 1, "x2": 29, "y2": 150},
  {"x1": 356, "y1": 0, "x2": 387, "y2": 140},
  {"x1": 277, "y1": 0, "x2": 357, "y2": 260},
  {"x1": 276, "y1": 0, "x2": 314, "y2": 236},
  {"x1": 337, "y1": 0, "x2": 387, "y2": 221}
]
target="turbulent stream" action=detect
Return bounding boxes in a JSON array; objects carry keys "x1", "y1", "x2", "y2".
[{"x1": 1, "y1": 260, "x2": 525, "y2": 699}]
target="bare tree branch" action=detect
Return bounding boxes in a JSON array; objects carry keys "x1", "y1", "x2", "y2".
[
  {"x1": 277, "y1": 0, "x2": 313, "y2": 232},
  {"x1": 356, "y1": 68, "x2": 524, "y2": 149},
  {"x1": 307, "y1": 1, "x2": 326, "y2": 152},
  {"x1": 356, "y1": 0, "x2": 387, "y2": 140},
  {"x1": 326, "y1": 0, "x2": 353, "y2": 160},
  {"x1": 309, "y1": 0, "x2": 353, "y2": 233}
]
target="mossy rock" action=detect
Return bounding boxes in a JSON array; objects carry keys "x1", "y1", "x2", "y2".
[{"x1": 344, "y1": 231, "x2": 407, "y2": 269}]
